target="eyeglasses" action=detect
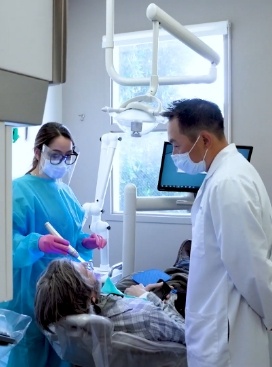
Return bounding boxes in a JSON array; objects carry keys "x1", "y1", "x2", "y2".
[
  {"x1": 41, "y1": 144, "x2": 79, "y2": 166},
  {"x1": 82, "y1": 261, "x2": 94, "y2": 271},
  {"x1": 48, "y1": 150, "x2": 78, "y2": 165}
]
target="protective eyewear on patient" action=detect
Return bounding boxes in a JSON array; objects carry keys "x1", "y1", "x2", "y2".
[
  {"x1": 81, "y1": 262, "x2": 101, "y2": 281},
  {"x1": 42, "y1": 145, "x2": 79, "y2": 165},
  {"x1": 82, "y1": 261, "x2": 94, "y2": 271}
]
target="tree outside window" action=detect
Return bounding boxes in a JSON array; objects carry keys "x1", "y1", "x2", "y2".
[{"x1": 111, "y1": 22, "x2": 230, "y2": 214}]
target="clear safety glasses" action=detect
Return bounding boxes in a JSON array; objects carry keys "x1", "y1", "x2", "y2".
[
  {"x1": 42, "y1": 145, "x2": 79, "y2": 165},
  {"x1": 82, "y1": 261, "x2": 94, "y2": 271},
  {"x1": 81, "y1": 261, "x2": 101, "y2": 282}
]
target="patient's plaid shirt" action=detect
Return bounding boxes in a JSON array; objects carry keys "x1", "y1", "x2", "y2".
[{"x1": 97, "y1": 292, "x2": 185, "y2": 344}]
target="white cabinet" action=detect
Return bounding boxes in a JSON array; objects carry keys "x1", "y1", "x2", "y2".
[
  {"x1": 0, "y1": 0, "x2": 53, "y2": 81},
  {"x1": 0, "y1": 0, "x2": 66, "y2": 126},
  {"x1": 0, "y1": 0, "x2": 67, "y2": 301}
]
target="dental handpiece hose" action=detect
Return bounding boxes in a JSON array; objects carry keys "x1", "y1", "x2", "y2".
[{"x1": 44, "y1": 221, "x2": 85, "y2": 263}]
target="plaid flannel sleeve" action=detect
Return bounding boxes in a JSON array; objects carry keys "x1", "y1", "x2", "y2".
[{"x1": 106, "y1": 294, "x2": 185, "y2": 344}]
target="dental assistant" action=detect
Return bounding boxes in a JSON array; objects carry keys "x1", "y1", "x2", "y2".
[
  {"x1": 163, "y1": 99, "x2": 272, "y2": 367},
  {"x1": 0, "y1": 122, "x2": 106, "y2": 367}
]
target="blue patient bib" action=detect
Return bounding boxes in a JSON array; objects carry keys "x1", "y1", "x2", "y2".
[{"x1": 132, "y1": 269, "x2": 171, "y2": 286}]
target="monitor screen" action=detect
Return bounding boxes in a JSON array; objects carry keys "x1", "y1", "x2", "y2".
[{"x1": 157, "y1": 142, "x2": 253, "y2": 194}]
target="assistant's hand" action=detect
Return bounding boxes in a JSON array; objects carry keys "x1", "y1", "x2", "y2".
[
  {"x1": 38, "y1": 234, "x2": 70, "y2": 255},
  {"x1": 82, "y1": 234, "x2": 107, "y2": 250}
]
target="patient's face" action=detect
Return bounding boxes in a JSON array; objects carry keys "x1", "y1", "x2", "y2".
[{"x1": 73, "y1": 262, "x2": 101, "y2": 296}]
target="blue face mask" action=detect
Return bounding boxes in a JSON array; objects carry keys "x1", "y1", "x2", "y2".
[
  {"x1": 42, "y1": 159, "x2": 68, "y2": 179},
  {"x1": 171, "y1": 136, "x2": 208, "y2": 175}
]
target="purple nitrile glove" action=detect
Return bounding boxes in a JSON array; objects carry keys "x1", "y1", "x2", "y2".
[
  {"x1": 38, "y1": 234, "x2": 70, "y2": 255},
  {"x1": 82, "y1": 234, "x2": 107, "y2": 250}
]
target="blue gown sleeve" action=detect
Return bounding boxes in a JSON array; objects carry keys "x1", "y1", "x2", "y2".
[
  {"x1": 12, "y1": 183, "x2": 44, "y2": 268},
  {"x1": 12, "y1": 176, "x2": 94, "y2": 268}
]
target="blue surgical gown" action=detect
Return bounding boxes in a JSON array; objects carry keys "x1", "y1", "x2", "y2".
[{"x1": 0, "y1": 174, "x2": 92, "y2": 367}]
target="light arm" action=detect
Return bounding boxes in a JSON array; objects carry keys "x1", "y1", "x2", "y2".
[
  {"x1": 103, "y1": 0, "x2": 219, "y2": 87},
  {"x1": 82, "y1": 133, "x2": 121, "y2": 271},
  {"x1": 122, "y1": 183, "x2": 193, "y2": 277},
  {"x1": 146, "y1": 3, "x2": 220, "y2": 65},
  {"x1": 102, "y1": 0, "x2": 220, "y2": 136}
]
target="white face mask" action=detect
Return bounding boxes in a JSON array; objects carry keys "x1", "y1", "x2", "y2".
[
  {"x1": 171, "y1": 136, "x2": 208, "y2": 175},
  {"x1": 41, "y1": 159, "x2": 68, "y2": 179}
]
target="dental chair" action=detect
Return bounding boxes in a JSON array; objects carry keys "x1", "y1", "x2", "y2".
[{"x1": 45, "y1": 314, "x2": 187, "y2": 367}]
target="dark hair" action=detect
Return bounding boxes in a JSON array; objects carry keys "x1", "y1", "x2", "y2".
[
  {"x1": 27, "y1": 122, "x2": 75, "y2": 173},
  {"x1": 34, "y1": 259, "x2": 96, "y2": 332},
  {"x1": 162, "y1": 98, "x2": 225, "y2": 141}
]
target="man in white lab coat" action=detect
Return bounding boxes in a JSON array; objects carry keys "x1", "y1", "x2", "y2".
[{"x1": 162, "y1": 98, "x2": 272, "y2": 367}]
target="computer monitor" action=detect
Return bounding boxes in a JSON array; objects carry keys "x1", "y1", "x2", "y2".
[{"x1": 157, "y1": 142, "x2": 253, "y2": 194}]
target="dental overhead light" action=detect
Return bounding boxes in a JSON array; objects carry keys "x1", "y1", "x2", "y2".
[
  {"x1": 101, "y1": 6, "x2": 165, "y2": 137},
  {"x1": 102, "y1": 1, "x2": 220, "y2": 137},
  {"x1": 102, "y1": 94, "x2": 166, "y2": 137}
]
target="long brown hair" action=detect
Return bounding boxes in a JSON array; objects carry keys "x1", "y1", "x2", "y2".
[
  {"x1": 27, "y1": 122, "x2": 75, "y2": 174},
  {"x1": 35, "y1": 259, "x2": 95, "y2": 332}
]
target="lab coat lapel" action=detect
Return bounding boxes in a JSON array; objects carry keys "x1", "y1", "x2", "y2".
[{"x1": 192, "y1": 144, "x2": 236, "y2": 220}]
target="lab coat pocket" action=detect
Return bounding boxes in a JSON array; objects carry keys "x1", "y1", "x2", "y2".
[
  {"x1": 192, "y1": 207, "x2": 205, "y2": 257},
  {"x1": 186, "y1": 310, "x2": 219, "y2": 363}
]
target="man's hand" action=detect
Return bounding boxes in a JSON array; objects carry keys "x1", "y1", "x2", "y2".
[
  {"x1": 124, "y1": 283, "x2": 148, "y2": 297},
  {"x1": 147, "y1": 282, "x2": 173, "y2": 300},
  {"x1": 124, "y1": 282, "x2": 166, "y2": 297},
  {"x1": 145, "y1": 282, "x2": 164, "y2": 292}
]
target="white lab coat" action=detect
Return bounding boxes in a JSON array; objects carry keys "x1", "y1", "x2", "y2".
[{"x1": 185, "y1": 144, "x2": 272, "y2": 367}]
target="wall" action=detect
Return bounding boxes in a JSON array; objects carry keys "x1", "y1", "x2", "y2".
[
  {"x1": 12, "y1": 85, "x2": 63, "y2": 178},
  {"x1": 62, "y1": 0, "x2": 272, "y2": 271}
]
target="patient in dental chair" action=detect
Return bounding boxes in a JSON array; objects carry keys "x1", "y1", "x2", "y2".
[
  {"x1": 34, "y1": 258, "x2": 185, "y2": 345},
  {"x1": 115, "y1": 239, "x2": 191, "y2": 318}
]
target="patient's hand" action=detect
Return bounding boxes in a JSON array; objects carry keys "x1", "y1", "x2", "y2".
[
  {"x1": 124, "y1": 284, "x2": 146, "y2": 297},
  {"x1": 146, "y1": 282, "x2": 173, "y2": 301},
  {"x1": 124, "y1": 282, "x2": 164, "y2": 297},
  {"x1": 145, "y1": 282, "x2": 163, "y2": 292},
  {"x1": 124, "y1": 283, "x2": 147, "y2": 297}
]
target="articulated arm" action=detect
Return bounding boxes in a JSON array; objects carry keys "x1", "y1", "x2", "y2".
[{"x1": 82, "y1": 133, "x2": 122, "y2": 271}]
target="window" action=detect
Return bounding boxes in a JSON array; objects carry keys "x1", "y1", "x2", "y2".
[
  {"x1": 12, "y1": 126, "x2": 40, "y2": 179},
  {"x1": 110, "y1": 21, "x2": 230, "y2": 216}
]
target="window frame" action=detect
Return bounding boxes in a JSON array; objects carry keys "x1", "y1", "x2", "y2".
[{"x1": 103, "y1": 20, "x2": 231, "y2": 224}]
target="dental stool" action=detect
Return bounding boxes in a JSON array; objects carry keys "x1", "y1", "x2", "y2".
[{"x1": 45, "y1": 314, "x2": 187, "y2": 367}]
